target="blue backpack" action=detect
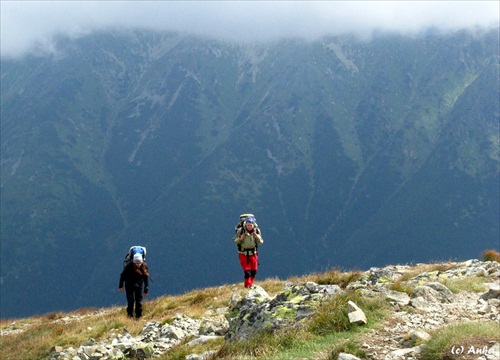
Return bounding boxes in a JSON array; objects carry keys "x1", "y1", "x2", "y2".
[{"x1": 123, "y1": 245, "x2": 147, "y2": 267}]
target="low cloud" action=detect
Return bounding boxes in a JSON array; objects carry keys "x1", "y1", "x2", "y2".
[{"x1": 1, "y1": 1, "x2": 499, "y2": 58}]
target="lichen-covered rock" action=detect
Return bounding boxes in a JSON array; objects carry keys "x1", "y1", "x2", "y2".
[
  {"x1": 385, "y1": 290, "x2": 411, "y2": 306},
  {"x1": 199, "y1": 315, "x2": 229, "y2": 336},
  {"x1": 225, "y1": 283, "x2": 343, "y2": 341}
]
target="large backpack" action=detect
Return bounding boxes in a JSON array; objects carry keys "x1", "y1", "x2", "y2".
[
  {"x1": 123, "y1": 245, "x2": 147, "y2": 267},
  {"x1": 234, "y1": 214, "x2": 261, "y2": 255}
]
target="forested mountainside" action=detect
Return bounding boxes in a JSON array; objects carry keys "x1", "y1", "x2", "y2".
[{"x1": 1, "y1": 28, "x2": 498, "y2": 318}]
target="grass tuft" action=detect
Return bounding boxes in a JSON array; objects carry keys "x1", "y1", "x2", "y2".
[
  {"x1": 440, "y1": 277, "x2": 486, "y2": 294},
  {"x1": 292, "y1": 268, "x2": 364, "y2": 288},
  {"x1": 213, "y1": 327, "x2": 309, "y2": 359},
  {"x1": 389, "y1": 280, "x2": 414, "y2": 295},
  {"x1": 483, "y1": 249, "x2": 500, "y2": 262},
  {"x1": 328, "y1": 339, "x2": 366, "y2": 360},
  {"x1": 420, "y1": 321, "x2": 500, "y2": 360},
  {"x1": 308, "y1": 291, "x2": 389, "y2": 336}
]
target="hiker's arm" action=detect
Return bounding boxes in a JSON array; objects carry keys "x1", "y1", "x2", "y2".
[
  {"x1": 233, "y1": 229, "x2": 244, "y2": 244},
  {"x1": 119, "y1": 270, "x2": 126, "y2": 289},
  {"x1": 253, "y1": 231, "x2": 263, "y2": 245},
  {"x1": 144, "y1": 271, "x2": 149, "y2": 290}
]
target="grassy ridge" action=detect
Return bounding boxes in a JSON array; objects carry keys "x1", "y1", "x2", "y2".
[{"x1": 1, "y1": 257, "x2": 499, "y2": 360}]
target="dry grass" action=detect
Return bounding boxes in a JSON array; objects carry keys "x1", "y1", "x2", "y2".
[
  {"x1": 389, "y1": 279, "x2": 415, "y2": 295},
  {"x1": 0, "y1": 307, "x2": 136, "y2": 360},
  {"x1": 147, "y1": 279, "x2": 286, "y2": 321},
  {"x1": 287, "y1": 268, "x2": 364, "y2": 288},
  {"x1": 1, "y1": 257, "x2": 495, "y2": 360},
  {"x1": 394, "y1": 261, "x2": 459, "y2": 283},
  {"x1": 255, "y1": 277, "x2": 287, "y2": 295},
  {"x1": 483, "y1": 249, "x2": 500, "y2": 262},
  {"x1": 0, "y1": 279, "x2": 287, "y2": 360},
  {"x1": 146, "y1": 285, "x2": 236, "y2": 320}
]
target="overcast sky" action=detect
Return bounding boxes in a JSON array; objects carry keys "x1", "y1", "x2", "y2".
[{"x1": 1, "y1": 1, "x2": 499, "y2": 58}]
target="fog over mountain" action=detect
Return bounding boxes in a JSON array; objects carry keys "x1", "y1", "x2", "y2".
[{"x1": 1, "y1": 1, "x2": 498, "y2": 58}]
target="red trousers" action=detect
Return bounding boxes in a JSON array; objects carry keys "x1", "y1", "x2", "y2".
[{"x1": 238, "y1": 253, "x2": 258, "y2": 288}]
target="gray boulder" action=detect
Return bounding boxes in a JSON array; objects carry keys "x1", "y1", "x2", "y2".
[
  {"x1": 412, "y1": 283, "x2": 453, "y2": 304},
  {"x1": 481, "y1": 285, "x2": 500, "y2": 301},
  {"x1": 385, "y1": 290, "x2": 411, "y2": 306},
  {"x1": 225, "y1": 283, "x2": 343, "y2": 341}
]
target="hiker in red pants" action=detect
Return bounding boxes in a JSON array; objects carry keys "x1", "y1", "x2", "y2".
[{"x1": 233, "y1": 216, "x2": 263, "y2": 288}]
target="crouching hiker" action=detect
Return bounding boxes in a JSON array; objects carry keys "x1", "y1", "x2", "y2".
[
  {"x1": 119, "y1": 253, "x2": 149, "y2": 318},
  {"x1": 233, "y1": 215, "x2": 263, "y2": 288}
]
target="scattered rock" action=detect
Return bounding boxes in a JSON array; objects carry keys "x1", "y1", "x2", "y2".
[
  {"x1": 43, "y1": 259, "x2": 500, "y2": 360},
  {"x1": 401, "y1": 330, "x2": 431, "y2": 348},
  {"x1": 185, "y1": 350, "x2": 217, "y2": 360},
  {"x1": 347, "y1": 301, "x2": 367, "y2": 325},
  {"x1": 355, "y1": 260, "x2": 500, "y2": 359},
  {"x1": 50, "y1": 314, "x2": 228, "y2": 360},
  {"x1": 385, "y1": 346, "x2": 422, "y2": 360},
  {"x1": 481, "y1": 285, "x2": 500, "y2": 301},
  {"x1": 338, "y1": 353, "x2": 361, "y2": 360}
]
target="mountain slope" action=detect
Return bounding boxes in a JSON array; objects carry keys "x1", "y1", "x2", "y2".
[{"x1": 1, "y1": 29, "x2": 498, "y2": 318}]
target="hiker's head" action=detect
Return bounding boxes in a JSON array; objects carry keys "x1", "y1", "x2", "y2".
[
  {"x1": 133, "y1": 253, "x2": 143, "y2": 265},
  {"x1": 245, "y1": 216, "x2": 255, "y2": 230}
]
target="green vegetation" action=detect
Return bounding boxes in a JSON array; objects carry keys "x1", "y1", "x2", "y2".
[
  {"x1": 420, "y1": 321, "x2": 500, "y2": 360},
  {"x1": 308, "y1": 292, "x2": 388, "y2": 335},
  {"x1": 441, "y1": 277, "x2": 487, "y2": 294}
]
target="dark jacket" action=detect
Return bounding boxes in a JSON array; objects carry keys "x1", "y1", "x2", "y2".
[{"x1": 119, "y1": 262, "x2": 149, "y2": 293}]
